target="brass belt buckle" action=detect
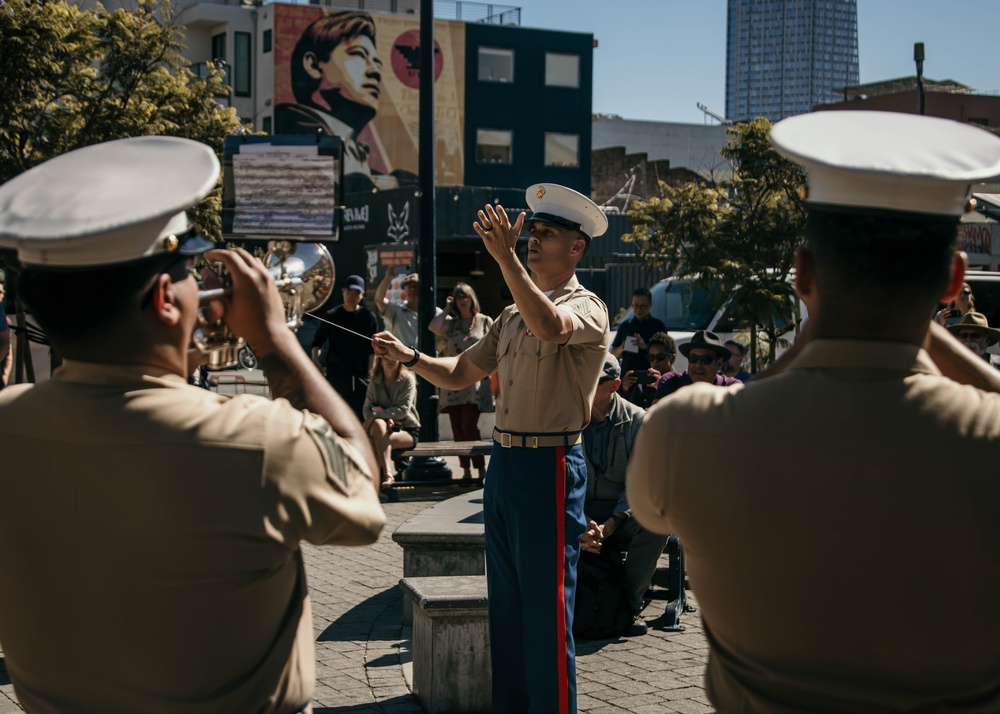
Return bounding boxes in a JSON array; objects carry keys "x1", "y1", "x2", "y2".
[
  {"x1": 501, "y1": 432, "x2": 512, "y2": 448},
  {"x1": 529, "y1": 436, "x2": 538, "y2": 448}
]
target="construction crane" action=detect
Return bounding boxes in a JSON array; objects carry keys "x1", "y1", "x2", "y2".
[{"x1": 697, "y1": 103, "x2": 733, "y2": 125}]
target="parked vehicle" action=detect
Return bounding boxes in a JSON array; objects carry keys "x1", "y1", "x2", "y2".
[{"x1": 611, "y1": 275, "x2": 805, "y2": 373}]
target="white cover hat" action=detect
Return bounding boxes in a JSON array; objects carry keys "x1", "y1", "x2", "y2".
[
  {"x1": 525, "y1": 183, "x2": 608, "y2": 241},
  {"x1": 0, "y1": 136, "x2": 220, "y2": 267},
  {"x1": 770, "y1": 111, "x2": 1000, "y2": 217}
]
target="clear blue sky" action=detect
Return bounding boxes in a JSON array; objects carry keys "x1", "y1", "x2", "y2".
[{"x1": 519, "y1": 0, "x2": 1000, "y2": 125}]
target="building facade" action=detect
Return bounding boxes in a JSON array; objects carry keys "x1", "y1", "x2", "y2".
[
  {"x1": 814, "y1": 77, "x2": 1000, "y2": 131},
  {"x1": 158, "y1": 0, "x2": 595, "y2": 315},
  {"x1": 725, "y1": 0, "x2": 859, "y2": 122}
]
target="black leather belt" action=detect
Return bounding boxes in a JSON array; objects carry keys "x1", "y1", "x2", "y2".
[{"x1": 493, "y1": 427, "x2": 582, "y2": 448}]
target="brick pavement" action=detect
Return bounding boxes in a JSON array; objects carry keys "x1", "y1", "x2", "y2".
[{"x1": 0, "y1": 492, "x2": 711, "y2": 713}]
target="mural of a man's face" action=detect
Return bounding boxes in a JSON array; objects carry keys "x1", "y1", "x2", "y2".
[{"x1": 305, "y1": 35, "x2": 382, "y2": 119}]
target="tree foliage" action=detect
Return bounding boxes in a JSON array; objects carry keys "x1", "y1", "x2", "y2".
[
  {"x1": 0, "y1": 0, "x2": 247, "y2": 241},
  {"x1": 623, "y1": 118, "x2": 807, "y2": 368}
]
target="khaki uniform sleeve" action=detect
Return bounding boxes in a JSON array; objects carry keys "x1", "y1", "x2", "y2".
[
  {"x1": 562, "y1": 294, "x2": 610, "y2": 348},
  {"x1": 261, "y1": 403, "x2": 385, "y2": 548}
]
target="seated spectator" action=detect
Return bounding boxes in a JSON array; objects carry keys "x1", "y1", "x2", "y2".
[
  {"x1": 363, "y1": 354, "x2": 420, "y2": 490},
  {"x1": 947, "y1": 311, "x2": 1000, "y2": 363},
  {"x1": 652, "y1": 330, "x2": 741, "y2": 404},
  {"x1": 611, "y1": 287, "x2": 667, "y2": 374},
  {"x1": 620, "y1": 331, "x2": 675, "y2": 408},
  {"x1": 721, "y1": 339, "x2": 752, "y2": 383},
  {"x1": 581, "y1": 355, "x2": 667, "y2": 636}
]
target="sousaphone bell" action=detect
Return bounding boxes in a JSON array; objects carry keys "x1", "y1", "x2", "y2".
[{"x1": 194, "y1": 240, "x2": 335, "y2": 370}]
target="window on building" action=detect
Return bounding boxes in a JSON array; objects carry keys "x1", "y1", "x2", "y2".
[
  {"x1": 545, "y1": 53, "x2": 579, "y2": 88},
  {"x1": 478, "y1": 47, "x2": 514, "y2": 82},
  {"x1": 477, "y1": 129, "x2": 513, "y2": 163},
  {"x1": 263, "y1": 29, "x2": 272, "y2": 53},
  {"x1": 211, "y1": 32, "x2": 226, "y2": 61},
  {"x1": 544, "y1": 132, "x2": 579, "y2": 167},
  {"x1": 234, "y1": 32, "x2": 251, "y2": 97},
  {"x1": 262, "y1": 116, "x2": 272, "y2": 134}
]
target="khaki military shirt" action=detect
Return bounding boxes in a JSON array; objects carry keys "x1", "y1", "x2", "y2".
[
  {"x1": 0, "y1": 360, "x2": 385, "y2": 714},
  {"x1": 628, "y1": 340, "x2": 1000, "y2": 713},
  {"x1": 464, "y1": 275, "x2": 609, "y2": 433}
]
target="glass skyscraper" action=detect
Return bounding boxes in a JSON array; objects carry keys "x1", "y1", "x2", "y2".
[{"x1": 725, "y1": 0, "x2": 859, "y2": 122}]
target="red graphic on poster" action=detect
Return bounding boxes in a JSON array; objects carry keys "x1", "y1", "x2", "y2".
[{"x1": 390, "y1": 30, "x2": 443, "y2": 89}]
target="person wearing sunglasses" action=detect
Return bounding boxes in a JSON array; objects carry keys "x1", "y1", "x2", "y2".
[
  {"x1": 947, "y1": 310, "x2": 1000, "y2": 362},
  {"x1": 620, "y1": 331, "x2": 675, "y2": 408},
  {"x1": 935, "y1": 281, "x2": 974, "y2": 327},
  {"x1": 721, "y1": 339, "x2": 752, "y2": 383},
  {"x1": 650, "y1": 330, "x2": 740, "y2": 404},
  {"x1": 610, "y1": 286, "x2": 667, "y2": 375}
]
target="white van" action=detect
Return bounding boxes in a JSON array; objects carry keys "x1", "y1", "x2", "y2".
[{"x1": 613, "y1": 276, "x2": 806, "y2": 373}]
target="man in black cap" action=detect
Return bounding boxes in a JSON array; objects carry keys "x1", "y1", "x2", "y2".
[
  {"x1": 579, "y1": 354, "x2": 665, "y2": 637},
  {"x1": 651, "y1": 329, "x2": 740, "y2": 403},
  {"x1": 312, "y1": 273, "x2": 378, "y2": 420}
]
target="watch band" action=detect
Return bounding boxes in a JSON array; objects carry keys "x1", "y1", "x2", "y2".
[{"x1": 402, "y1": 346, "x2": 420, "y2": 367}]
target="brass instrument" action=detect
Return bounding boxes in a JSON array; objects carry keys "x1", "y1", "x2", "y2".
[{"x1": 194, "y1": 240, "x2": 335, "y2": 370}]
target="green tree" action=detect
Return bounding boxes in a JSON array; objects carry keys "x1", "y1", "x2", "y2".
[
  {"x1": 0, "y1": 0, "x2": 247, "y2": 241},
  {"x1": 623, "y1": 118, "x2": 807, "y2": 370}
]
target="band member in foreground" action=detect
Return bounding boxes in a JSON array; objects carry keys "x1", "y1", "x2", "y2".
[
  {"x1": 0, "y1": 136, "x2": 385, "y2": 713},
  {"x1": 628, "y1": 111, "x2": 1000, "y2": 713}
]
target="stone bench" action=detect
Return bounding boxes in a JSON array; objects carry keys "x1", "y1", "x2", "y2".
[
  {"x1": 399, "y1": 575, "x2": 491, "y2": 714},
  {"x1": 392, "y1": 489, "x2": 486, "y2": 624},
  {"x1": 390, "y1": 440, "x2": 493, "y2": 489}
]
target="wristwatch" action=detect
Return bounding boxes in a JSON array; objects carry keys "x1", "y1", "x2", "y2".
[
  {"x1": 611, "y1": 513, "x2": 629, "y2": 531},
  {"x1": 403, "y1": 346, "x2": 420, "y2": 367}
]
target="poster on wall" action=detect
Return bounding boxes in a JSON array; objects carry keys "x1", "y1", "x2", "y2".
[
  {"x1": 222, "y1": 135, "x2": 343, "y2": 239},
  {"x1": 273, "y1": 5, "x2": 465, "y2": 193}
]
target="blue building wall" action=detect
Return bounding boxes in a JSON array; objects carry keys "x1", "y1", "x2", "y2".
[{"x1": 463, "y1": 23, "x2": 593, "y2": 194}]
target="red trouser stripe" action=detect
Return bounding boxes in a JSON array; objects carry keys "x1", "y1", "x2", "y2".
[{"x1": 554, "y1": 446, "x2": 568, "y2": 714}]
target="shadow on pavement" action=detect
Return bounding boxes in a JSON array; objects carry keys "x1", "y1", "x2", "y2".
[
  {"x1": 365, "y1": 652, "x2": 400, "y2": 668},
  {"x1": 317, "y1": 586, "x2": 402, "y2": 643},
  {"x1": 576, "y1": 637, "x2": 623, "y2": 656},
  {"x1": 314, "y1": 694, "x2": 415, "y2": 713}
]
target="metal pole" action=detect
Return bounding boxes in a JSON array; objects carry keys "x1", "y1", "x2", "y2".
[
  {"x1": 914, "y1": 42, "x2": 925, "y2": 116},
  {"x1": 417, "y1": 0, "x2": 441, "y2": 442},
  {"x1": 403, "y1": 0, "x2": 451, "y2": 482}
]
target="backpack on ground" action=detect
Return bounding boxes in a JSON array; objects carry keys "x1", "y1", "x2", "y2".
[{"x1": 573, "y1": 546, "x2": 633, "y2": 640}]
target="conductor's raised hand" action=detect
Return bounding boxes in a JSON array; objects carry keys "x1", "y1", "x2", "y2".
[
  {"x1": 474, "y1": 203, "x2": 525, "y2": 263},
  {"x1": 372, "y1": 330, "x2": 412, "y2": 363},
  {"x1": 203, "y1": 248, "x2": 288, "y2": 352}
]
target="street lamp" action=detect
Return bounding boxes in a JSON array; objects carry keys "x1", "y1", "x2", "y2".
[{"x1": 913, "y1": 43, "x2": 925, "y2": 116}]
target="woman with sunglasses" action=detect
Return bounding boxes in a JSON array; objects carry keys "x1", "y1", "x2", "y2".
[
  {"x1": 429, "y1": 283, "x2": 494, "y2": 480},
  {"x1": 935, "y1": 282, "x2": 975, "y2": 327}
]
